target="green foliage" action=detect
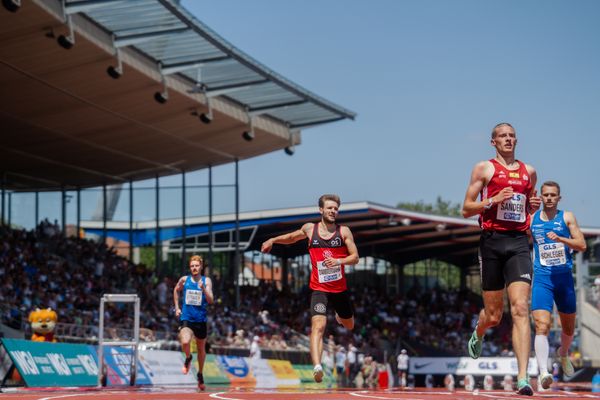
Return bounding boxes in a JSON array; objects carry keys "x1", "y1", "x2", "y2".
[
  {"x1": 403, "y1": 259, "x2": 461, "y2": 289},
  {"x1": 397, "y1": 196, "x2": 461, "y2": 217}
]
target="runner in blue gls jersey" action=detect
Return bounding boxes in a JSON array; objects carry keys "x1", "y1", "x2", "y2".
[
  {"x1": 531, "y1": 181, "x2": 586, "y2": 389},
  {"x1": 174, "y1": 255, "x2": 214, "y2": 391}
]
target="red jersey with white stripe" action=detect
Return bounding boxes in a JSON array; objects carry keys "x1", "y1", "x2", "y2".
[
  {"x1": 308, "y1": 224, "x2": 349, "y2": 293},
  {"x1": 480, "y1": 159, "x2": 532, "y2": 232}
]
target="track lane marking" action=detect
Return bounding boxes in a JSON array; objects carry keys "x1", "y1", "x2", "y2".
[{"x1": 209, "y1": 392, "x2": 244, "y2": 400}]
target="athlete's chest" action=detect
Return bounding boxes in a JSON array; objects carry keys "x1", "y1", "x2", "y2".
[{"x1": 491, "y1": 168, "x2": 530, "y2": 189}]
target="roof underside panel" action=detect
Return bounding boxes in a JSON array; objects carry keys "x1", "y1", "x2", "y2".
[{"x1": 77, "y1": 0, "x2": 356, "y2": 127}]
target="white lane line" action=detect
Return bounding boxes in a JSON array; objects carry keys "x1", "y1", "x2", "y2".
[
  {"x1": 37, "y1": 394, "x2": 115, "y2": 400},
  {"x1": 349, "y1": 391, "x2": 423, "y2": 400},
  {"x1": 209, "y1": 391, "x2": 244, "y2": 400}
]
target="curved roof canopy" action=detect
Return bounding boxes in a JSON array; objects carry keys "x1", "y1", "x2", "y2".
[{"x1": 0, "y1": 0, "x2": 355, "y2": 191}]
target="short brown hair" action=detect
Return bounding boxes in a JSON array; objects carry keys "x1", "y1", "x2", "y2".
[
  {"x1": 541, "y1": 181, "x2": 561, "y2": 195},
  {"x1": 189, "y1": 255, "x2": 203, "y2": 264},
  {"x1": 318, "y1": 194, "x2": 341, "y2": 208},
  {"x1": 491, "y1": 122, "x2": 515, "y2": 138}
]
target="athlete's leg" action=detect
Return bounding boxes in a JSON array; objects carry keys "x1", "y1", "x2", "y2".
[
  {"x1": 196, "y1": 337, "x2": 207, "y2": 374},
  {"x1": 477, "y1": 290, "x2": 504, "y2": 336},
  {"x1": 309, "y1": 291, "x2": 329, "y2": 382},
  {"x1": 533, "y1": 309, "x2": 554, "y2": 389},
  {"x1": 310, "y1": 315, "x2": 326, "y2": 382},
  {"x1": 180, "y1": 327, "x2": 193, "y2": 356},
  {"x1": 179, "y1": 326, "x2": 194, "y2": 374},
  {"x1": 195, "y1": 337, "x2": 207, "y2": 390},
  {"x1": 507, "y1": 281, "x2": 531, "y2": 381},
  {"x1": 531, "y1": 276, "x2": 554, "y2": 377},
  {"x1": 557, "y1": 311, "x2": 576, "y2": 377},
  {"x1": 311, "y1": 315, "x2": 326, "y2": 366},
  {"x1": 334, "y1": 291, "x2": 355, "y2": 330}
]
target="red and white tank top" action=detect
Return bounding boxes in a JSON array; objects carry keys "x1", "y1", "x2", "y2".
[
  {"x1": 480, "y1": 159, "x2": 532, "y2": 232},
  {"x1": 308, "y1": 224, "x2": 349, "y2": 293}
]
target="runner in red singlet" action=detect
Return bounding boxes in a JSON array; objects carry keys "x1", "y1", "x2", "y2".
[
  {"x1": 462, "y1": 122, "x2": 541, "y2": 396},
  {"x1": 261, "y1": 194, "x2": 359, "y2": 383}
]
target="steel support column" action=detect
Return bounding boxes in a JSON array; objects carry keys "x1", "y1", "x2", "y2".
[
  {"x1": 76, "y1": 188, "x2": 81, "y2": 238},
  {"x1": 209, "y1": 166, "x2": 214, "y2": 277},
  {"x1": 234, "y1": 160, "x2": 240, "y2": 308},
  {"x1": 102, "y1": 184, "x2": 107, "y2": 244},
  {"x1": 155, "y1": 176, "x2": 160, "y2": 275},
  {"x1": 61, "y1": 188, "x2": 66, "y2": 237},
  {"x1": 181, "y1": 171, "x2": 186, "y2": 271},
  {"x1": 129, "y1": 180, "x2": 133, "y2": 262}
]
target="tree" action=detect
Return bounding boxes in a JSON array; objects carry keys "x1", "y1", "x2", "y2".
[{"x1": 397, "y1": 196, "x2": 461, "y2": 217}]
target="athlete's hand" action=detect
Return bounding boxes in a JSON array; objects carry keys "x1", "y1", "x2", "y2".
[
  {"x1": 546, "y1": 231, "x2": 562, "y2": 242},
  {"x1": 494, "y1": 187, "x2": 514, "y2": 204},
  {"x1": 323, "y1": 257, "x2": 340, "y2": 268},
  {"x1": 261, "y1": 239, "x2": 273, "y2": 253},
  {"x1": 529, "y1": 189, "x2": 541, "y2": 213},
  {"x1": 197, "y1": 280, "x2": 204, "y2": 289},
  {"x1": 175, "y1": 307, "x2": 181, "y2": 318}
]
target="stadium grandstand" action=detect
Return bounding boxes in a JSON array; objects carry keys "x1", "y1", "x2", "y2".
[{"x1": 2, "y1": 0, "x2": 600, "y2": 398}]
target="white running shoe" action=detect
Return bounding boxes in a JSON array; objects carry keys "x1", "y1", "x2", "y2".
[
  {"x1": 539, "y1": 372, "x2": 554, "y2": 390},
  {"x1": 313, "y1": 364, "x2": 324, "y2": 383},
  {"x1": 556, "y1": 348, "x2": 574, "y2": 377}
]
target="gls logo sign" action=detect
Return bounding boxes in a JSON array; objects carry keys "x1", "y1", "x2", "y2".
[{"x1": 478, "y1": 361, "x2": 498, "y2": 370}]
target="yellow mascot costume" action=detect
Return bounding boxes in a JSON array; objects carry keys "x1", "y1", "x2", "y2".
[{"x1": 28, "y1": 308, "x2": 58, "y2": 342}]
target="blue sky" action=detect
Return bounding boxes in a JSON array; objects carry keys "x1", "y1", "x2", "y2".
[
  {"x1": 178, "y1": 0, "x2": 600, "y2": 227},
  {"x1": 10, "y1": 1, "x2": 600, "y2": 229}
]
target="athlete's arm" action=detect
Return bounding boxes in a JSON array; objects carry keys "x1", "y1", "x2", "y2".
[
  {"x1": 526, "y1": 165, "x2": 541, "y2": 214},
  {"x1": 548, "y1": 211, "x2": 587, "y2": 252},
  {"x1": 202, "y1": 277, "x2": 215, "y2": 304},
  {"x1": 462, "y1": 161, "x2": 512, "y2": 218},
  {"x1": 173, "y1": 276, "x2": 186, "y2": 317},
  {"x1": 260, "y1": 223, "x2": 312, "y2": 253},
  {"x1": 324, "y1": 226, "x2": 359, "y2": 267}
]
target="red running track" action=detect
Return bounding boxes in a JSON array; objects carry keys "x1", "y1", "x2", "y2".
[{"x1": 0, "y1": 387, "x2": 598, "y2": 400}]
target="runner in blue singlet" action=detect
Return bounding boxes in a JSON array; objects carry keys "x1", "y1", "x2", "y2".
[
  {"x1": 530, "y1": 181, "x2": 586, "y2": 389},
  {"x1": 174, "y1": 255, "x2": 214, "y2": 391}
]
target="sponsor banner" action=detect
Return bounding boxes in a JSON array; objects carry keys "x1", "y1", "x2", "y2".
[
  {"x1": 203, "y1": 354, "x2": 230, "y2": 385},
  {"x1": 90, "y1": 345, "x2": 152, "y2": 386},
  {"x1": 292, "y1": 364, "x2": 335, "y2": 388},
  {"x1": 137, "y1": 350, "x2": 195, "y2": 385},
  {"x1": 250, "y1": 358, "x2": 278, "y2": 388},
  {"x1": 267, "y1": 359, "x2": 300, "y2": 387},
  {"x1": 409, "y1": 357, "x2": 538, "y2": 376},
  {"x1": 2, "y1": 338, "x2": 98, "y2": 387},
  {"x1": 216, "y1": 355, "x2": 256, "y2": 386}
]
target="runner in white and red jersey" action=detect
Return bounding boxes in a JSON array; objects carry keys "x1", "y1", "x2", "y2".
[
  {"x1": 261, "y1": 194, "x2": 359, "y2": 383},
  {"x1": 462, "y1": 122, "x2": 541, "y2": 396}
]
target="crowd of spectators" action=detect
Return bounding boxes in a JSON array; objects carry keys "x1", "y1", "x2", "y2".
[{"x1": 0, "y1": 222, "x2": 584, "y2": 381}]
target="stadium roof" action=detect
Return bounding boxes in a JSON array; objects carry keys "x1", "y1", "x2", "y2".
[
  {"x1": 0, "y1": 0, "x2": 355, "y2": 191},
  {"x1": 81, "y1": 201, "x2": 600, "y2": 268}
]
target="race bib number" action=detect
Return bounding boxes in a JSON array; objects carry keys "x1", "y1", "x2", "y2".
[
  {"x1": 497, "y1": 193, "x2": 526, "y2": 223},
  {"x1": 539, "y1": 242, "x2": 567, "y2": 267},
  {"x1": 185, "y1": 289, "x2": 203, "y2": 306},
  {"x1": 317, "y1": 261, "x2": 342, "y2": 283}
]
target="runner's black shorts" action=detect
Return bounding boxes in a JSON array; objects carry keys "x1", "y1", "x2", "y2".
[
  {"x1": 179, "y1": 320, "x2": 207, "y2": 339},
  {"x1": 479, "y1": 230, "x2": 532, "y2": 291},
  {"x1": 310, "y1": 290, "x2": 354, "y2": 319}
]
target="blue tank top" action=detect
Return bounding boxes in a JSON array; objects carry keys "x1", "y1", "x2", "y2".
[
  {"x1": 180, "y1": 275, "x2": 208, "y2": 322},
  {"x1": 531, "y1": 210, "x2": 573, "y2": 275}
]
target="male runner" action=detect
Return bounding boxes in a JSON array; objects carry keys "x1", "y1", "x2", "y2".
[
  {"x1": 261, "y1": 194, "x2": 359, "y2": 383},
  {"x1": 462, "y1": 122, "x2": 541, "y2": 395},
  {"x1": 531, "y1": 181, "x2": 586, "y2": 389},
  {"x1": 174, "y1": 255, "x2": 214, "y2": 391}
]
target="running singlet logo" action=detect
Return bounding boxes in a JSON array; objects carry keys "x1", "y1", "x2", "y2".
[
  {"x1": 539, "y1": 242, "x2": 567, "y2": 267},
  {"x1": 185, "y1": 289, "x2": 203, "y2": 306},
  {"x1": 497, "y1": 193, "x2": 526, "y2": 223}
]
